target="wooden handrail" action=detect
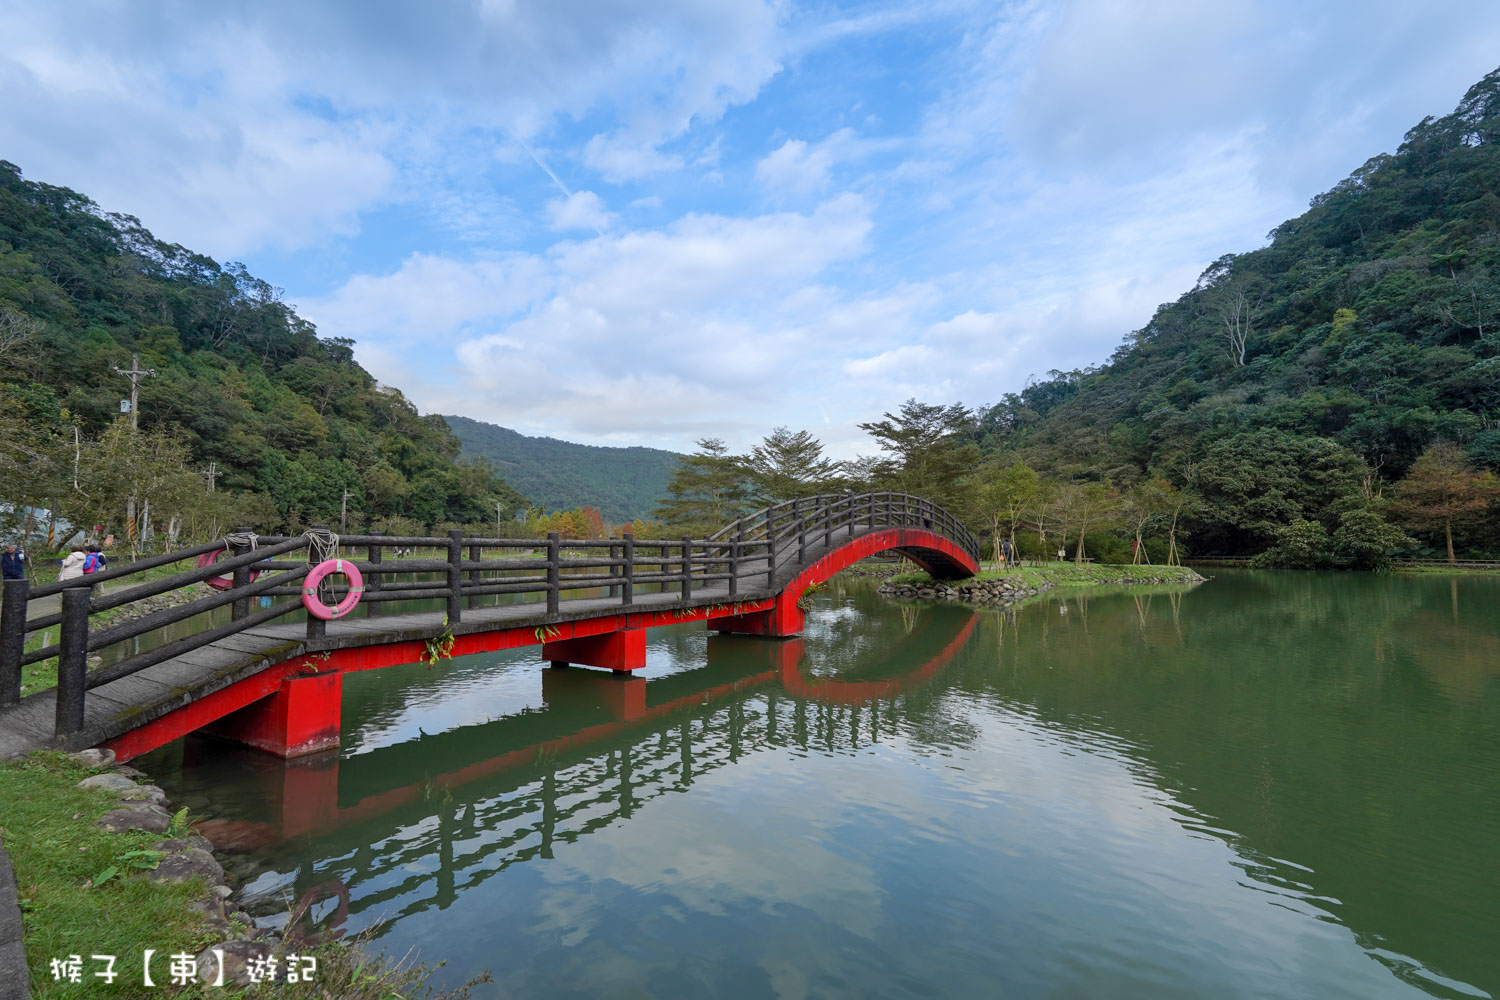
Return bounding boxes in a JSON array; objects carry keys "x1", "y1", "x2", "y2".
[{"x1": 0, "y1": 491, "x2": 981, "y2": 735}]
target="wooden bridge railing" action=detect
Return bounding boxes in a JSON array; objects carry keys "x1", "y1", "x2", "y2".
[{"x1": 0, "y1": 491, "x2": 977, "y2": 739}]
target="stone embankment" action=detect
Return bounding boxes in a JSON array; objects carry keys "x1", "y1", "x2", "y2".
[
  {"x1": 66, "y1": 749, "x2": 279, "y2": 987},
  {"x1": 878, "y1": 567, "x2": 1206, "y2": 606},
  {"x1": 879, "y1": 576, "x2": 1050, "y2": 605},
  {"x1": 840, "y1": 562, "x2": 903, "y2": 578}
]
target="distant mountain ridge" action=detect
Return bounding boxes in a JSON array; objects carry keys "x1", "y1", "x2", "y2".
[{"x1": 442, "y1": 415, "x2": 680, "y2": 523}]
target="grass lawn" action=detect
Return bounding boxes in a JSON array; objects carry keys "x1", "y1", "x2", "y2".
[
  {"x1": 0, "y1": 753, "x2": 217, "y2": 1000},
  {"x1": 0, "y1": 752, "x2": 485, "y2": 999},
  {"x1": 1393, "y1": 564, "x2": 1500, "y2": 576}
]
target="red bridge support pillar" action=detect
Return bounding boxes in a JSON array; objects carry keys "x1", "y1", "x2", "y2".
[
  {"x1": 542, "y1": 628, "x2": 646, "y2": 673},
  {"x1": 203, "y1": 671, "x2": 342, "y2": 758},
  {"x1": 710, "y1": 592, "x2": 804, "y2": 638}
]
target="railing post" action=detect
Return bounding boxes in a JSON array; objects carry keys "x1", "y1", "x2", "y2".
[
  {"x1": 609, "y1": 541, "x2": 621, "y2": 599},
  {"x1": 546, "y1": 532, "x2": 561, "y2": 614},
  {"x1": 447, "y1": 530, "x2": 464, "y2": 623},
  {"x1": 0, "y1": 578, "x2": 28, "y2": 705},
  {"x1": 366, "y1": 536, "x2": 382, "y2": 617},
  {"x1": 55, "y1": 587, "x2": 89, "y2": 735},
  {"x1": 797, "y1": 499, "x2": 807, "y2": 563},
  {"x1": 824, "y1": 500, "x2": 833, "y2": 549},
  {"x1": 681, "y1": 536, "x2": 693, "y2": 601},
  {"x1": 728, "y1": 538, "x2": 739, "y2": 597},
  {"x1": 622, "y1": 533, "x2": 635, "y2": 606},
  {"x1": 467, "y1": 542, "x2": 482, "y2": 610},
  {"x1": 230, "y1": 526, "x2": 252, "y2": 621},
  {"x1": 306, "y1": 530, "x2": 327, "y2": 640}
]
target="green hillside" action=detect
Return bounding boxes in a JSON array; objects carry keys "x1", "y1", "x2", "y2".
[
  {"x1": 969, "y1": 68, "x2": 1500, "y2": 557},
  {"x1": 0, "y1": 161, "x2": 526, "y2": 541},
  {"x1": 443, "y1": 415, "x2": 679, "y2": 523}
]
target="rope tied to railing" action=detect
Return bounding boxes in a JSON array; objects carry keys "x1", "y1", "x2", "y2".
[
  {"x1": 304, "y1": 527, "x2": 340, "y2": 565},
  {"x1": 224, "y1": 530, "x2": 258, "y2": 552}
]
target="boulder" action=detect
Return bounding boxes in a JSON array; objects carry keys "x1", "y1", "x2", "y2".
[
  {"x1": 120, "y1": 783, "x2": 169, "y2": 807},
  {"x1": 143, "y1": 848, "x2": 224, "y2": 886},
  {"x1": 95, "y1": 808, "x2": 170, "y2": 834},
  {"x1": 69, "y1": 748, "x2": 116, "y2": 768},
  {"x1": 77, "y1": 773, "x2": 140, "y2": 796},
  {"x1": 154, "y1": 834, "x2": 214, "y2": 855}
]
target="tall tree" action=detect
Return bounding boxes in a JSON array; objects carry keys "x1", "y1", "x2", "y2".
[
  {"x1": 858, "y1": 399, "x2": 975, "y2": 509},
  {"x1": 652, "y1": 438, "x2": 751, "y2": 533},
  {"x1": 1118, "y1": 479, "x2": 1180, "y2": 564},
  {"x1": 746, "y1": 427, "x2": 839, "y2": 503},
  {"x1": 1058, "y1": 481, "x2": 1121, "y2": 564},
  {"x1": 1388, "y1": 443, "x2": 1500, "y2": 561}
]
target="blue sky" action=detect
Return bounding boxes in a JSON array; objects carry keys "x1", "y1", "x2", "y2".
[{"x1": 5, "y1": 1, "x2": 1500, "y2": 457}]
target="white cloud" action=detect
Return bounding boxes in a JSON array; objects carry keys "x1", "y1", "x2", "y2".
[
  {"x1": 546, "y1": 191, "x2": 616, "y2": 233},
  {"x1": 755, "y1": 129, "x2": 891, "y2": 198},
  {"x1": 310, "y1": 196, "x2": 873, "y2": 443},
  {"x1": 756, "y1": 138, "x2": 836, "y2": 196},
  {"x1": 0, "y1": 0, "x2": 796, "y2": 254},
  {"x1": 580, "y1": 134, "x2": 686, "y2": 183}
]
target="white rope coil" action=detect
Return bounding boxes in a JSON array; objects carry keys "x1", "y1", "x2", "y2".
[{"x1": 304, "y1": 527, "x2": 340, "y2": 565}]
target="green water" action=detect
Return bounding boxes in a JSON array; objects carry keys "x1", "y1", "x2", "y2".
[{"x1": 141, "y1": 570, "x2": 1500, "y2": 999}]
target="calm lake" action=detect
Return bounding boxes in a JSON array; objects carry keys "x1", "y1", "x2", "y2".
[{"x1": 140, "y1": 569, "x2": 1500, "y2": 999}]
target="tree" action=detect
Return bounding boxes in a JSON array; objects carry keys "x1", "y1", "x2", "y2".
[
  {"x1": 1251, "y1": 519, "x2": 1333, "y2": 569},
  {"x1": 1332, "y1": 507, "x2": 1412, "y2": 570},
  {"x1": 652, "y1": 438, "x2": 751, "y2": 533},
  {"x1": 1191, "y1": 430, "x2": 1366, "y2": 552},
  {"x1": 1062, "y1": 481, "x2": 1121, "y2": 564},
  {"x1": 1118, "y1": 479, "x2": 1181, "y2": 564},
  {"x1": 745, "y1": 427, "x2": 838, "y2": 503},
  {"x1": 968, "y1": 460, "x2": 1039, "y2": 561},
  {"x1": 1388, "y1": 443, "x2": 1500, "y2": 561},
  {"x1": 858, "y1": 399, "x2": 975, "y2": 509},
  {"x1": 1219, "y1": 286, "x2": 1257, "y2": 366}
]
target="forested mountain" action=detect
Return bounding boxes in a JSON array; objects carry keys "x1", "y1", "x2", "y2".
[
  {"x1": 443, "y1": 415, "x2": 678, "y2": 523},
  {"x1": 968, "y1": 69, "x2": 1500, "y2": 556},
  {"x1": 0, "y1": 161, "x2": 525, "y2": 542}
]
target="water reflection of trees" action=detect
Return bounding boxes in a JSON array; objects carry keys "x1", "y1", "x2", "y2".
[{"x1": 984, "y1": 571, "x2": 1500, "y2": 997}]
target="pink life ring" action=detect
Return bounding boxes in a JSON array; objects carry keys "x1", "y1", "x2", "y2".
[
  {"x1": 302, "y1": 558, "x2": 364, "y2": 620},
  {"x1": 198, "y1": 547, "x2": 261, "y2": 591}
]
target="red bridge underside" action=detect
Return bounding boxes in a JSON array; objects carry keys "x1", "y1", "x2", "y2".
[{"x1": 102, "y1": 527, "x2": 976, "y2": 763}]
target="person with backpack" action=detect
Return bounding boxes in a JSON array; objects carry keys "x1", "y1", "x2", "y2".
[{"x1": 82, "y1": 545, "x2": 107, "y2": 575}]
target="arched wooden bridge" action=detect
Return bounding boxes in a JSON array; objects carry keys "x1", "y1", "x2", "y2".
[{"x1": 0, "y1": 492, "x2": 978, "y2": 762}]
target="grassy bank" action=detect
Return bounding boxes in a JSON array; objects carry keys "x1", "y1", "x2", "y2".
[
  {"x1": 889, "y1": 561, "x2": 1205, "y2": 590},
  {"x1": 0, "y1": 753, "x2": 483, "y2": 999},
  {"x1": 0, "y1": 753, "x2": 212, "y2": 999},
  {"x1": 1393, "y1": 564, "x2": 1500, "y2": 576}
]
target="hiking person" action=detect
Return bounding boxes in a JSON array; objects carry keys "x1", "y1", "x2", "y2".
[
  {"x1": 1001, "y1": 537, "x2": 1016, "y2": 570},
  {"x1": 58, "y1": 546, "x2": 87, "y2": 580},
  {"x1": 2, "y1": 544, "x2": 25, "y2": 580}
]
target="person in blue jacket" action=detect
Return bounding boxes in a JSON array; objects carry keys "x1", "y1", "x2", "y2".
[{"x1": 2, "y1": 544, "x2": 26, "y2": 580}]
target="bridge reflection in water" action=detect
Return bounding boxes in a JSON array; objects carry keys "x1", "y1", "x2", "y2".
[{"x1": 145, "y1": 601, "x2": 979, "y2": 942}]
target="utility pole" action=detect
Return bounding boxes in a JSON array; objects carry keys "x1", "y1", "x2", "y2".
[
  {"x1": 340, "y1": 489, "x2": 354, "y2": 531},
  {"x1": 199, "y1": 461, "x2": 221, "y2": 493},
  {"x1": 113, "y1": 352, "x2": 156, "y2": 431}
]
